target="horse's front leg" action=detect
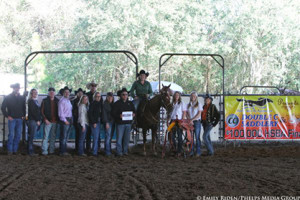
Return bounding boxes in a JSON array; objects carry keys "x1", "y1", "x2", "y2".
[
  {"x1": 143, "y1": 129, "x2": 147, "y2": 156},
  {"x1": 152, "y1": 128, "x2": 157, "y2": 156}
]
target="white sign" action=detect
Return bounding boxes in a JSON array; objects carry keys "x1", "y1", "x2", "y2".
[{"x1": 122, "y1": 111, "x2": 133, "y2": 121}]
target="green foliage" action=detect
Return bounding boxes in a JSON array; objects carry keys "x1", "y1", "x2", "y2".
[{"x1": 0, "y1": 0, "x2": 299, "y2": 94}]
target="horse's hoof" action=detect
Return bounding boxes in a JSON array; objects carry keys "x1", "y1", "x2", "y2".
[{"x1": 143, "y1": 152, "x2": 147, "y2": 156}]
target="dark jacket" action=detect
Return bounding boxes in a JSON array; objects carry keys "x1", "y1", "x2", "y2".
[
  {"x1": 112, "y1": 99, "x2": 135, "y2": 124},
  {"x1": 86, "y1": 91, "x2": 95, "y2": 104},
  {"x1": 28, "y1": 99, "x2": 41, "y2": 121},
  {"x1": 41, "y1": 96, "x2": 59, "y2": 122},
  {"x1": 88, "y1": 100, "x2": 102, "y2": 124},
  {"x1": 71, "y1": 97, "x2": 80, "y2": 122},
  {"x1": 1, "y1": 93, "x2": 25, "y2": 118},
  {"x1": 102, "y1": 101, "x2": 114, "y2": 124},
  {"x1": 202, "y1": 103, "x2": 220, "y2": 126}
]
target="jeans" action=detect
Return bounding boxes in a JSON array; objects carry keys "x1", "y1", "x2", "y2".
[
  {"x1": 59, "y1": 118, "x2": 72, "y2": 154},
  {"x1": 132, "y1": 97, "x2": 141, "y2": 111},
  {"x1": 42, "y1": 122, "x2": 57, "y2": 155},
  {"x1": 171, "y1": 122, "x2": 183, "y2": 154},
  {"x1": 73, "y1": 119, "x2": 79, "y2": 151},
  {"x1": 86, "y1": 126, "x2": 92, "y2": 152},
  {"x1": 91, "y1": 122, "x2": 101, "y2": 155},
  {"x1": 27, "y1": 120, "x2": 38, "y2": 155},
  {"x1": 7, "y1": 118, "x2": 23, "y2": 153},
  {"x1": 105, "y1": 122, "x2": 115, "y2": 155},
  {"x1": 202, "y1": 123, "x2": 214, "y2": 155},
  {"x1": 116, "y1": 124, "x2": 131, "y2": 156},
  {"x1": 78, "y1": 124, "x2": 88, "y2": 155},
  {"x1": 191, "y1": 120, "x2": 202, "y2": 155}
]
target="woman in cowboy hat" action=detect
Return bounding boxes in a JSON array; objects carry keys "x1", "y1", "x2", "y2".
[
  {"x1": 129, "y1": 70, "x2": 153, "y2": 111},
  {"x1": 72, "y1": 88, "x2": 86, "y2": 152},
  {"x1": 112, "y1": 88, "x2": 135, "y2": 156},
  {"x1": 201, "y1": 94, "x2": 220, "y2": 156}
]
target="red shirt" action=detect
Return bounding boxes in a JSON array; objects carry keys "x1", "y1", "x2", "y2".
[{"x1": 201, "y1": 104, "x2": 209, "y2": 121}]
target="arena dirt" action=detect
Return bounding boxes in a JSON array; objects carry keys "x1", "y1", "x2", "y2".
[{"x1": 0, "y1": 143, "x2": 299, "y2": 199}]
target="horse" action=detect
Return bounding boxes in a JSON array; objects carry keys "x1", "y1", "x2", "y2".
[{"x1": 136, "y1": 84, "x2": 173, "y2": 156}]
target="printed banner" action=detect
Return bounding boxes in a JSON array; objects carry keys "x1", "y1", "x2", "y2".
[{"x1": 225, "y1": 96, "x2": 300, "y2": 140}]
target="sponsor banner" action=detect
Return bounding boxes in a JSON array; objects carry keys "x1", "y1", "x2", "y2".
[{"x1": 225, "y1": 96, "x2": 300, "y2": 140}]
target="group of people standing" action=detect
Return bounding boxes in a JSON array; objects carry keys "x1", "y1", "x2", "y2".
[{"x1": 1, "y1": 69, "x2": 220, "y2": 157}]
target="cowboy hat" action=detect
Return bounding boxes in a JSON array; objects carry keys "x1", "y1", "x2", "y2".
[
  {"x1": 136, "y1": 70, "x2": 149, "y2": 77},
  {"x1": 59, "y1": 86, "x2": 72, "y2": 95},
  {"x1": 10, "y1": 83, "x2": 20, "y2": 89},
  {"x1": 117, "y1": 88, "x2": 130, "y2": 97},
  {"x1": 86, "y1": 81, "x2": 98, "y2": 89},
  {"x1": 74, "y1": 88, "x2": 86, "y2": 95},
  {"x1": 204, "y1": 94, "x2": 213, "y2": 101}
]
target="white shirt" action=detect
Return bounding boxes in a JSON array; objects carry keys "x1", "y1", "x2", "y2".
[
  {"x1": 171, "y1": 101, "x2": 187, "y2": 120},
  {"x1": 78, "y1": 104, "x2": 89, "y2": 127},
  {"x1": 187, "y1": 101, "x2": 203, "y2": 121}
]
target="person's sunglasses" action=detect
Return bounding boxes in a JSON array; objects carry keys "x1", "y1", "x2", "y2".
[{"x1": 121, "y1": 93, "x2": 128, "y2": 96}]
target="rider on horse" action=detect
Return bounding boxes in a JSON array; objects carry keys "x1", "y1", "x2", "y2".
[{"x1": 129, "y1": 70, "x2": 153, "y2": 118}]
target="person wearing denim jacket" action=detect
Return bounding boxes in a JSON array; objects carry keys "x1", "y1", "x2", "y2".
[
  {"x1": 27, "y1": 89, "x2": 41, "y2": 156},
  {"x1": 77, "y1": 95, "x2": 89, "y2": 156},
  {"x1": 88, "y1": 92, "x2": 102, "y2": 156}
]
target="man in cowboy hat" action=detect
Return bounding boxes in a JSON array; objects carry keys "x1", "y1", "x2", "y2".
[
  {"x1": 86, "y1": 81, "x2": 101, "y2": 152},
  {"x1": 1, "y1": 83, "x2": 25, "y2": 155},
  {"x1": 72, "y1": 88, "x2": 86, "y2": 152},
  {"x1": 41, "y1": 87, "x2": 59, "y2": 155},
  {"x1": 129, "y1": 69, "x2": 153, "y2": 112},
  {"x1": 58, "y1": 86, "x2": 73, "y2": 156},
  {"x1": 86, "y1": 81, "x2": 98, "y2": 103},
  {"x1": 112, "y1": 88, "x2": 135, "y2": 156}
]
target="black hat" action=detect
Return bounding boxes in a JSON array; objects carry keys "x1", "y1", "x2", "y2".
[
  {"x1": 75, "y1": 88, "x2": 86, "y2": 95},
  {"x1": 48, "y1": 87, "x2": 55, "y2": 92},
  {"x1": 117, "y1": 88, "x2": 130, "y2": 97},
  {"x1": 106, "y1": 92, "x2": 113, "y2": 97},
  {"x1": 137, "y1": 70, "x2": 149, "y2": 77},
  {"x1": 10, "y1": 83, "x2": 20, "y2": 89},
  {"x1": 59, "y1": 86, "x2": 72, "y2": 95},
  {"x1": 204, "y1": 94, "x2": 213, "y2": 101}
]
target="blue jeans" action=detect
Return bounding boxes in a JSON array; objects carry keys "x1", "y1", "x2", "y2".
[
  {"x1": 59, "y1": 119, "x2": 72, "y2": 154},
  {"x1": 7, "y1": 118, "x2": 23, "y2": 153},
  {"x1": 132, "y1": 97, "x2": 141, "y2": 111},
  {"x1": 202, "y1": 123, "x2": 214, "y2": 155},
  {"x1": 105, "y1": 122, "x2": 115, "y2": 155},
  {"x1": 78, "y1": 124, "x2": 88, "y2": 155},
  {"x1": 171, "y1": 123, "x2": 183, "y2": 154},
  {"x1": 42, "y1": 122, "x2": 57, "y2": 155},
  {"x1": 91, "y1": 122, "x2": 101, "y2": 155},
  {"x1": 27, "y1": 120, "x2": 38, "y2": 155},
  {"x1": 116, "y1": 124, "x2": 131, "y2": 156},
  {"x1": 191, "y1": 120, "x2": 202, "y2": 155}
]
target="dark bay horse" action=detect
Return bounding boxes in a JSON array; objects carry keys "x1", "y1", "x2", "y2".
[{"x1": 136, "y1": 85, "x2": 173, "y2": 156}]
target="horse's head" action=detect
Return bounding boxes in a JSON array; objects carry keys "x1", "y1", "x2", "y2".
[{"x1": 160, "y1": 84, "x2": 173, "y2": 114}]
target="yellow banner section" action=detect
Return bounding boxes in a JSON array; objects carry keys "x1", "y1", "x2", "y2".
[{"x1": 225, "y1": 96, "x2": 300, "y2": 140}]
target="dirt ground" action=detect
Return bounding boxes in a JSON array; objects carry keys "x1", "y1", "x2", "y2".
[{"x1": 0, "y1": 142, "x2": 299, "y2": 200}]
